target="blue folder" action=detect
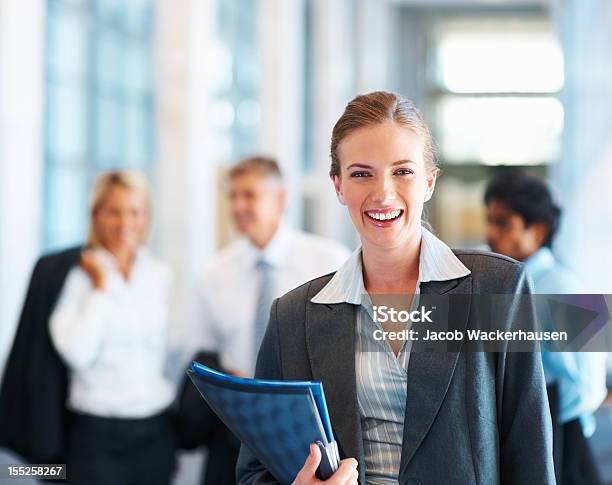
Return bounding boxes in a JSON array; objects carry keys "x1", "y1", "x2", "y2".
[{"x1": 187, "y1": 362, "x2": 340, "y2": 483}]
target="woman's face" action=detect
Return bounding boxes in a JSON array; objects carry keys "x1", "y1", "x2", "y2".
[
  {"x1": 92, "y1": 186, "x2": 148, "y2": 254},
  {"x1": 332, "y1": 121, "x2": 437, "y2": 252}
]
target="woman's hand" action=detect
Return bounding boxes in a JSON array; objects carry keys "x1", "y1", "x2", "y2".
[
  {"x1": 292, "y1": 443, "x2": 359, "y2": 485},
  {"x1": 80, "y1": 249, "x2": 106, "y2": 290}
]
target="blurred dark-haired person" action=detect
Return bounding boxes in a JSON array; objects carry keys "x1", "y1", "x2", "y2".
[
  {"x1": 0, "y1": 171, "x2": 176, "y2": 485},
  {"x1": 485, "y1": 171, "x2": 607, "y2": 485},
  {"x1": 177, "y1": 156, "x2": 350, "y2": 484}
]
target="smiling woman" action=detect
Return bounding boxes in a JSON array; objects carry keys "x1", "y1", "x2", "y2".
[
  {"x1": 47, "y1": 172, "x2": 176, "y2": 485},
  {"x1": 329, "y1": 94, "x2": 439, "y2": 298},
  {"x1": 236, "y1": 92, "x2": 556, "y2": 485},
  {"x1": 332, "y1": 122, "x2": 434, "y2": 289},
  {"x1": 83, "y1": 172, "x2": 151, "y2": 283}
]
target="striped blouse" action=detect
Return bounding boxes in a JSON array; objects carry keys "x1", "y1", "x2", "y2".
[{"x1": 311, "y1": 228, "x2": 470, "y2": 484}]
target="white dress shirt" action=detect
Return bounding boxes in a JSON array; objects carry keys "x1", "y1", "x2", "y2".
[
  {"x1": 49, "y1": 247, "x2": 176, "y2": 418},
  {"x1": 190, "y1": 224, "x2": 351, "y2": 376}
]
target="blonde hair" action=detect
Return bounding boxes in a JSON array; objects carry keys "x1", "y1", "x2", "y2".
[
  {"x1": 86, "y1": 170, "x2": 151, "y2": 246},
  {"x1": 330, "y1": 91, "x2": 438, "y2": 177}
]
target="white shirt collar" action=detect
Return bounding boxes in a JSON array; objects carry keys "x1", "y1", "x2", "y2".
[
  {"x1": 311, "y1": 227, "x2": 471, "y2": 305},
  {"x1": 242, "y1": 222, "x2": 291, "y2": 268},
  {"x1": 524, "y1": 246, "x2": 556, "y2": 282},
  {"x1": 92, "y1": 245, "x2": 150, "y2": 273}
]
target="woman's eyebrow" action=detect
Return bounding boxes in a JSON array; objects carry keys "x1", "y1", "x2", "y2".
[
  {"x1": 346, "y1": 160, "x2": 416, "y2": 170},
  {"x1": 393, "y1": 159, "x2": 416, "y2": 166},
  {"x1": 346, "y1": 163, "x2": 373, "y2": 170}
]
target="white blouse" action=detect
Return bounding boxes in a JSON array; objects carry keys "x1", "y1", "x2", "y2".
[{"x1": 49, "y1": 247, "x2": 175, "y2": 418}]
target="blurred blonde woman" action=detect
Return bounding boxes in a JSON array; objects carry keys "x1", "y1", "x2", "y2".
[{"x1": 47, "y1": 171, "x2": 176, "y2": 485}]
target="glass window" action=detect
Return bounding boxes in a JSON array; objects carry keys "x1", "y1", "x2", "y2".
[
  {"x1": 437, "y1": 96, "x2": 564, "y2": 165},
  {"x1": 94, "y1": 94, "x2": 123, "y2": 167},
  {"x1": 124, "y1": 100, "x2": 150, "y2": 166},
  {"x1": 430, "y1": 17, "x2": 564, "y2": 165},
  {"x1": 96, "y1": 29, "x2": 123, "y2": 91},
  {"x1": 46, "y1": 83, "x2": 88, "y2": 162},
  {"x1": 47, "y1": 2, "x2": 89, "y2": 80},
  {"x1": 124, "y1": 43, "x2": 152, "y2": 95},
  {"x1": 211, "y1": 0, "x2": 261, "y2": 162},
  {"x1": 435, "y1": 20, "x2": 563, "y2": 94},
  {"x1": 43, "y1": 166, "x2": 89, "y2": 248},
  {"x1": 43, "y1": 0, "x2": 154, "y2": 251}
]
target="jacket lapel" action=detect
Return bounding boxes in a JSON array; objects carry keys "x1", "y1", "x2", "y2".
[
  {"x1": 399, "y1": 276, "x2": 473, "y2": 476},
  {"x1": 305, "y1": 301, "x2": 365, "y2": 482}
]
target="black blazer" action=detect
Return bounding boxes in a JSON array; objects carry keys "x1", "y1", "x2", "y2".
[
  {"x1": 0, "y1": 246, "x2": 81, "y2": 463},
  {"x1": 236, "y1": 251, "x2": 556, "y2": 485}
]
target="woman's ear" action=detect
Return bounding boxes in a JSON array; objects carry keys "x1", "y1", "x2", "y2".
[
  {"x1": 424, "y1": 168, "x2": 439, "y2": 203},
  {"x1": 331, "y1": 175, "x2": 347, "y2": 205}
]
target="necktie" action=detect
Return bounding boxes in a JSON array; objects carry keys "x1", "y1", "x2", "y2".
[{"x1": 253, "y1": 258, "x2": 273, "y2": 362}]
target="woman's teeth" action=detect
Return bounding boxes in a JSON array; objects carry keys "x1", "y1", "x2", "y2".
[{"x1": 366, "y1": 210, "x2": 402, "y2": 221}]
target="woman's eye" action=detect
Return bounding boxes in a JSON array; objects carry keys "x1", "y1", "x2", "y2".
[
  {"x1": 350, "y1": 171, "x2": 371, "y2": 178},
  {"x1": 394, "y1": 168, "x2": 414, "y2": 176}
]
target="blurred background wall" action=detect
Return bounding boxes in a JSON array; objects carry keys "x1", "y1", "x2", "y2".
[{"x1": 0, "y1": 0, "x2": 611, "y2": 479}]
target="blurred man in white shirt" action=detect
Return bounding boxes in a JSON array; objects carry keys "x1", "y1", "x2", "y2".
[{"x1": 179, "y1": 156, "x2": 350, "y2": 485}]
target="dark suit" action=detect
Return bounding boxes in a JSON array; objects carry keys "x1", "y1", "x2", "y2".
[
  {"x1": 0, "y1": 246, "x2": 81, "y2": 464},
  {"x1": 176, "y1": 351, "x2": 241, "y2": 485},
  {"x1": 236, "y1": 251, "x2": 556, "y2": 484}
]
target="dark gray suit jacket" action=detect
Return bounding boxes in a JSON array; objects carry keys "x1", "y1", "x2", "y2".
[{"x1": 236, "y1": 251, "x2": 556, "y2": 485}]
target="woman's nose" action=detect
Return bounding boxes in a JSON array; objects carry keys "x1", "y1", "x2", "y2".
[
  {"x1": 371, "y1": 174, "x2": 395, "y2": 202},
  {"x1": 118, "y1": 212, "x2": 134, "y2": 227}
]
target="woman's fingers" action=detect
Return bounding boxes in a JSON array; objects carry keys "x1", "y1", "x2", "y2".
[
  {"x1": 328, "y1": 458, "x2": 358, "y2": 484},
  {"x1": 292, "y1": 443, "x2": 322, "y2": 484},
  {"x1": 292, "y1": 445, "x2": 359, "y2": 485},
  {"x1": 80, "y1": 250, "x2": 105, "y2": 289}
]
